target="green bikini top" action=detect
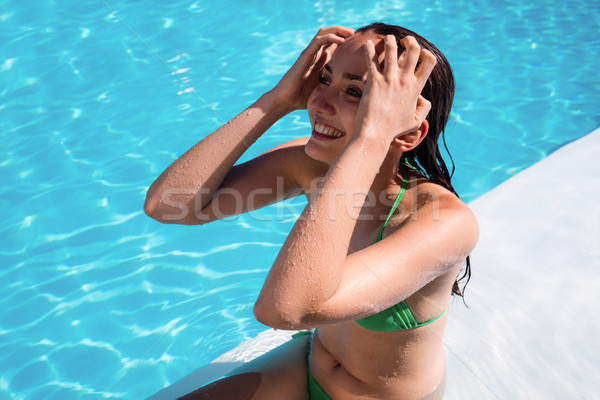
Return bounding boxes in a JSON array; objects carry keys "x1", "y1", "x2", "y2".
[{"x1": 355, "y1": 163, "x2": 446, "y2": 332}]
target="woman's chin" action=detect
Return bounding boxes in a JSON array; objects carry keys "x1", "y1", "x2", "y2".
[{"x1": 304, "y1": 140, "x2": 336, "y2": 164}]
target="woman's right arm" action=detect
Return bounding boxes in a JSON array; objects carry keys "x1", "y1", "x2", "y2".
[
  {"x1": 144, "y1": 26, "x2": 354, "y2": 225},
  {"x1": 144, "y1": 92, "x2": 292, "y2": 225}
]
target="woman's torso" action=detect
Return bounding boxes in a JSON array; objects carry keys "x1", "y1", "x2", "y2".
[
  {"x1": 296, "y1": 148, "x2": 463, "y2": 399},
  {"x1": 310, "y1": 314, "x2": 449, "y2": 399}
]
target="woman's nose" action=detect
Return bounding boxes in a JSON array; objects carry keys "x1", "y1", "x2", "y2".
[{"x1": 309, "y1": 87, "x2": 335, "y2": 115}]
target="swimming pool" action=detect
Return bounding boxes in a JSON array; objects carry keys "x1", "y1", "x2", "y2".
[{"x1": 1, "y1": 0, "x2": 598, "y2": 398}]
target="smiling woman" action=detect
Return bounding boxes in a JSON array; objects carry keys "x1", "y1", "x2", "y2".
[{"x1": 145, "y1": 22, "x2": 478, "y2": 400}]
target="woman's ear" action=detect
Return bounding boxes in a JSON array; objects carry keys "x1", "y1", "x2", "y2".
[{"x1": 391, "y1": 120, "x2": 429, "y2": 152}]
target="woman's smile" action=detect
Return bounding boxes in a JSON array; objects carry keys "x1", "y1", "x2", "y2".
[{"x1": 312, "y1": 121, "x2": 346, "y2": 140}]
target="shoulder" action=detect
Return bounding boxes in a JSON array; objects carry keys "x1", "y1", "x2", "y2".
[
  {"x1": 259, "y1": 137, "x2": 329, "y2": 189},
  {"x1": 384, "y1": 175, "x2": 478, "y2": 259},
  {"x1": 261, "y1": 136, "x2": 310, "y2": 153},
  {"x1": 410, "y1": 179, "x2": 479, "y2": 255}
]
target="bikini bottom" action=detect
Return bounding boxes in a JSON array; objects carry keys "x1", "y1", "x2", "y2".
[
  {"x1": 292, "y1": 331, "x2": 446, "y2": 400},
  {"x1": 292, "y1": 331, "x2": 332, "y2": 400}
]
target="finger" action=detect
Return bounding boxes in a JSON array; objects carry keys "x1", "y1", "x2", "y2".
[
  {"x1": 398, "y1": 36, "x2": 421, "y2": 74},
  {"x1": 322, "y1": 42, "x2": 338, "y2": 62},
  {"x1": 310, "y1": 43, "x2": 337, "y2": 75},
  {"x1": 302, "y1": 26, "x2": 353, "y2": 61},
  {"x1": 317, "y1": 25, "x2": 355, "y2": 38},
  {"x1": 363, "y1": 39, "x2": 379, "y2": 77},
  {"x1": 309, "y1": 32, "x2": 349, "y2": 54},
  {"x1": 297, "y1": 33, "x2": 343, "y2": 72},
  {"x1": 383, "y1": 35, "x2": 398, "y2": 78},
  {"x1": 415, "y1": 95, "x2": 432, "y2": 122},
  {"x1": 302, "y1": 45, "x2": 323, "y2": 79},
  {"x1": 414, "y1": 49, "x2": 437, "y2": 82},
  {"x1": 300, "y1": 27, "x2": 353, "y2": 68}
]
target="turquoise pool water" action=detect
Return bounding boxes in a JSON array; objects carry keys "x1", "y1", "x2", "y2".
[{"x1": 1, "y1": 0, "x2": 598, "y2": 398}]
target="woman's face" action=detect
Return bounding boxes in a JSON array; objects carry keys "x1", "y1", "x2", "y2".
[{"x1": 305, "y1": 32, "x2": 383, "y2": 164}]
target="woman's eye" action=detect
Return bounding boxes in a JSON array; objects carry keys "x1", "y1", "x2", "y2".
[
  {"x1": 347, "y1": 88, "x2": 362, "y2": 98},
  {"x1": 319, "y1": 74, "x2": 329, "y2": 85}
]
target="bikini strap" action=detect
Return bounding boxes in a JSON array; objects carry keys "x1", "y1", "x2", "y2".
[{"x1": 374, "y1": 162, "x2": 409, "y2": 243}]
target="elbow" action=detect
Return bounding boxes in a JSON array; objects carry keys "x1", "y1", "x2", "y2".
[
  {"x1": 143, "y1": 194, "x2": 208, "y2": 225},
  {"x1": 253, "y1": 296, "x2": 306, "y2": 330},
  {"x1": 143, "y1": 195, "x2": 167, "y2": 223},
  {"x1": 143, "y1": 195, "x2": 180, "y2": 224},
  {"x1": 143, "y1": 196, "x2": 156, "y2": 218}
]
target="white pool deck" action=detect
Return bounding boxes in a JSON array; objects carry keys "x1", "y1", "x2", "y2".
[{"x1": 149, "y1": 128, "x2": 600, "y2": 399}]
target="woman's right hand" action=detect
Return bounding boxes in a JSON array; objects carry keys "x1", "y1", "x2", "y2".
[{"x1": 270, "y1": 26, "x2": 355, "y2": 112}]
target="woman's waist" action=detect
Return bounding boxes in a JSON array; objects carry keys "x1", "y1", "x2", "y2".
[{"x1": 310, "y1": 324, "x2": 446, "y2": 393}]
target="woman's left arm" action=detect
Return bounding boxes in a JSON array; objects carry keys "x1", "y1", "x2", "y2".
[{"x1": 254, "y1": 36, "x2": 478, "y2": 329}]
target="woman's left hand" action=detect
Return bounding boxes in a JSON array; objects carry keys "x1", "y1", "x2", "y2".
[{"x1": 354, "y1": 35, "x2": 437, "y2": 145}]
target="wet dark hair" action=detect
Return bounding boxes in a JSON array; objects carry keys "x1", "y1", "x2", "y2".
[{"x1": 356, "y1": 22, "x2": 471, "y2": 297}]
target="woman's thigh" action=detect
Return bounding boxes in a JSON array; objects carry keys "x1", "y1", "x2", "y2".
[{"x1": 177, "y1": 333, "x2": 310, "y2": 400}]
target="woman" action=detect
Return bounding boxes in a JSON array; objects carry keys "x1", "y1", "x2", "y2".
[{"x1": 145, "y1": 22, "x2": 478, "y2": 400}]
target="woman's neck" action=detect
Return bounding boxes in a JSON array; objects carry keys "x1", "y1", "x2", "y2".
[{"x1": 367, "y1": 150, "x2": 404, "y2": 202}]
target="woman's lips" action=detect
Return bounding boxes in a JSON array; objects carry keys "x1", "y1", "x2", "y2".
[{"x1": 312, "y1": 122, "x2": 345, "y2": 140}]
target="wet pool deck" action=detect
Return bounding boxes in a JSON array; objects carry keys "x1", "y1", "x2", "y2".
[{"x1": 444, "y1": 126, "x2": 600, "y2": 399}]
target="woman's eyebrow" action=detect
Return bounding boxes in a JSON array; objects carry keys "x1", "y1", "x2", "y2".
[{"x1": 324, "y1": 65, "x2": 365, "y2": 83}]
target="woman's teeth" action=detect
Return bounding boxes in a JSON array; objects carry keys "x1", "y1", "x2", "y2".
[{"x1": 315, "y1": 123, "x2": 344, "y2": 138}]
